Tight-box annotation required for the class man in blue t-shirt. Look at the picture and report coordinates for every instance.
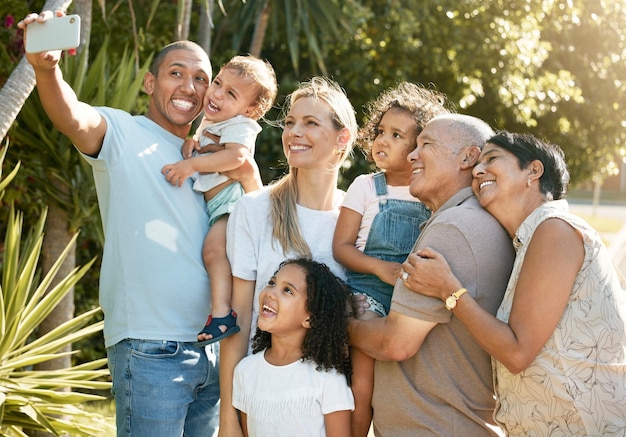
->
[19,10,260,437]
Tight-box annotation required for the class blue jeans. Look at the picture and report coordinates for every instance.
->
[107,339,220,437]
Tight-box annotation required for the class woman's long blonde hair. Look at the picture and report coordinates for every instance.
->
[269,77,357,256]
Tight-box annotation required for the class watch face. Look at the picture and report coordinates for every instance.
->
[446,296,457,310]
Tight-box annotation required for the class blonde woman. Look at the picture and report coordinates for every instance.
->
[218,77,358,437]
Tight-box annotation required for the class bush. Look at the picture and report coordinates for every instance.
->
[0,144,111,436]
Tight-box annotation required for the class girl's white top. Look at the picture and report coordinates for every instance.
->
[233,351,354,436]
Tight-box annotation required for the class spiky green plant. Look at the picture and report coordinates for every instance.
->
[0,145,112,436]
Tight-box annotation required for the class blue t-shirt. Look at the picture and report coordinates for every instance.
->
[82,107,210,347]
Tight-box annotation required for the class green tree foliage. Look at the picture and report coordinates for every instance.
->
[210,0,357,74]
[206,0,626,188]
[0,1,30,85]
[538,0,626,183]
[2,1,624,186]
[88,0,177,67]
[324,0,626,186]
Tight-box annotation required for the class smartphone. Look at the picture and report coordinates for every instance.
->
[25,14,81,53]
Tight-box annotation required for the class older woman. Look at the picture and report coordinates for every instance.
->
[402,131,626,436]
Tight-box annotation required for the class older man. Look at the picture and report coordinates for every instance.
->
[349,114,514,436]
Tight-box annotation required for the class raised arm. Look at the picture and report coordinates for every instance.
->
[333,206,402,285]
[403,218,582,373]
[19,11,106,157]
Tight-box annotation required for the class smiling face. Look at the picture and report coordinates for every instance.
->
[281,96,348,172]
[407,118,467,210]
[143,47,211,138]
[257,263,311,336]
[372,107,417,181]
[472,142,529,215]
[202,67,259,123]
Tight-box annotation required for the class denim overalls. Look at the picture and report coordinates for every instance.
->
[346,172,431,315]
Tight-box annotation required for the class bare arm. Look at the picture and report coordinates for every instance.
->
[162,142,248,187]
[222,153,262,193]
[19,11,106,157]
[324,410,352,437]
[218,277,255,437]
[348,310,435,361]
[332,207,402,285]
[180,133,262,192]
[404,218,582,373]
[240,412,248,437]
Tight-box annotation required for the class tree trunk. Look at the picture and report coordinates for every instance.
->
[29,180,77,437]
[36,183,76,373]
[0,0,72,141]
[198,0,214,55]
[0,59,36,141]
[74,0,92,60]
[176,0,193,41]
[249,0,271,58]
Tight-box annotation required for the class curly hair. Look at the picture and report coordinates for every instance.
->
[251,258,353,384]
[358,82,451,163]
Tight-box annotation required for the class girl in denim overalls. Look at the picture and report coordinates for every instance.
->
[333,82,450,437]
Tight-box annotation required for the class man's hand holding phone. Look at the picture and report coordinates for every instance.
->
[18,11,80,69]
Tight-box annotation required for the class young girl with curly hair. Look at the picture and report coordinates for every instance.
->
[332,82,450,436]
[232,258,354,436]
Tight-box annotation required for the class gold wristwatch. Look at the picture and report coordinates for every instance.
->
[445,288,468,311]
